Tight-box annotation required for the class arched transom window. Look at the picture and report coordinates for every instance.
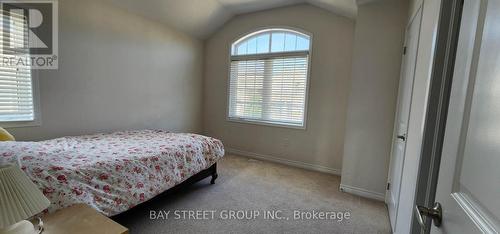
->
[228,28,311,128]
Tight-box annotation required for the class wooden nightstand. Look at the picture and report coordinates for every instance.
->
[37,204,128,234]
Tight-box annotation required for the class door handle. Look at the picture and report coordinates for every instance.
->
[397,134,406,141]
[415,202,442,229]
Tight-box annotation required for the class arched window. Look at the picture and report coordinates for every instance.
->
[228,28,311,128]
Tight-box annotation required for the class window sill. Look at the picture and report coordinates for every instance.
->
[1,120,41,129]
[227,117,306,130]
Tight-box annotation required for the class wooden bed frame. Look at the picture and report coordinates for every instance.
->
[111,163,218,218]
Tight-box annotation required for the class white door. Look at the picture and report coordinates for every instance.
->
[427,0,500,233]
[386,7,422,232]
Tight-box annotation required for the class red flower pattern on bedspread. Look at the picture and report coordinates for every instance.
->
[0,129,224,216]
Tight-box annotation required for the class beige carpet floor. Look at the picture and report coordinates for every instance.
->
[113,155,391,234]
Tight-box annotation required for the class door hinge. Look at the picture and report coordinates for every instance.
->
[403,46,407,55]
[387,183,391,190]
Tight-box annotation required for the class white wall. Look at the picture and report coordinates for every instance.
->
[340,0,409,199]
[8,0,204,140]
[203,4,355,173]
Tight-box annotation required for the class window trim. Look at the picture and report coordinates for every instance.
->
[226,26,313,130]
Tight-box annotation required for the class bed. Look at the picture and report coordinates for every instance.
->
[0,129,224,216]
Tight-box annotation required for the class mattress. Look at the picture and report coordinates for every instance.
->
[0,129,224,216]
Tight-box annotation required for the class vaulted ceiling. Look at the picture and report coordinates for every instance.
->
[104,0,358,39]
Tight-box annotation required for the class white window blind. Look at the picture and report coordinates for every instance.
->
[228,29,310,127]
[0,8,35,122]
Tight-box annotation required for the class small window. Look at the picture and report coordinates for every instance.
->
[0,8,37,125]
[228,28,311,128]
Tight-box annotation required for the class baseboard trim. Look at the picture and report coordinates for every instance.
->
[339,184,385,201]
[226,148,341,176]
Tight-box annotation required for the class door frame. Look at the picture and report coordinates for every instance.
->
[385,5,422,231]
[411,0,464,232]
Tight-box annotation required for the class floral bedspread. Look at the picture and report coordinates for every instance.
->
[0,129,224,216]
